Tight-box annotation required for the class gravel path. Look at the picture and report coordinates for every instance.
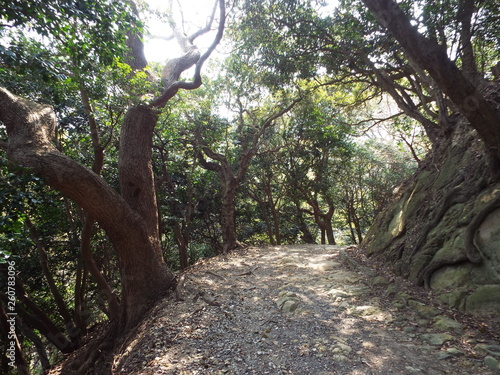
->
[112,245,500,374]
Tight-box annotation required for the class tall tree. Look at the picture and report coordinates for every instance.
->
[0,0,225,348]
[192,96,300,253]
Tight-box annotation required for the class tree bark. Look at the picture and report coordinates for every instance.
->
[0,281,74,353]
[0,88,175,331]
[173,221,189,269]
[18,318,51,371]
[266,186,282,245]
[306,200,336,245]
[362,0,500,167]
[221,179,239,254]
[458,0,481,85]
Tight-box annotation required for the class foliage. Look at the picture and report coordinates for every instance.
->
[2,0,484,371]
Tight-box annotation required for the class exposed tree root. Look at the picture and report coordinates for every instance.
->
[417,253,469,289]
[50,322,118,375]
[417,188,500,287]
[464,191,500,264]
[409,179,468,261]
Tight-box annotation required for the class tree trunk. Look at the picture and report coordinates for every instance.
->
[0,88,175,332]
[173,221,189,269]
[458,0,482,85]
[18,318,51,370]
[294,201,316,244]
[362,0,500,168]
[324,219,336,245]
[79,216,120,320]
[257,199,276,245]
[350,207,364,244]
[268,192,282,245]
[309,200,336,245]
[1,279,74,353]
[78,84,120,321]
[320,228,326,245]
[221,181,238,254]
[117,105,176,329]
[73,256,87,334]
[25,217,79,340]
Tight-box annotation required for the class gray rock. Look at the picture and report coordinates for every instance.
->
[335,343,352,354]
[445,347,464,356]
[435,351,454,360]
[465,285,500,316]
[276,291,300,313]
[392,301,406,309]
[484,356,500,371]
[432,315,463,333]
[353,305,383,317]
[422,333,454,346]
[408,300,441,319]
[435,348,464,360]
[474,343,500,356]
[404,366,421,373]
[281,300,298,313]
[332,354,350,362]
[385,284,397,297]
[370,276,390,286]
[327,288,349,299]
[309,261,340,271]
[437,290,467,309]
[430,264,472,290]
[403,326,417,333]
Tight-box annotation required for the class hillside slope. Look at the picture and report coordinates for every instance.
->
[362,82,500,318]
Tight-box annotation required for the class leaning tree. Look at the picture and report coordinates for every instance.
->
[0,0,225,339]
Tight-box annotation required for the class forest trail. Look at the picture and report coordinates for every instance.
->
[110,245,500,374]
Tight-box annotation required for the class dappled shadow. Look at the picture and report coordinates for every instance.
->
[110,245,497,374]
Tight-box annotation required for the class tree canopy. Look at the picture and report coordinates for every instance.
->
[1,0,499,373]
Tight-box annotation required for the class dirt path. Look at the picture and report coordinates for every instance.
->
[113,245,500,374]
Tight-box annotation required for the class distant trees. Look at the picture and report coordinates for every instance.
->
[233,0,500,153]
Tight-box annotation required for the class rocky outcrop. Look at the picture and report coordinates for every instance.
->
[362,83,500,317]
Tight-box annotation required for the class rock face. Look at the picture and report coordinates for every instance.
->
[362,83,500,317]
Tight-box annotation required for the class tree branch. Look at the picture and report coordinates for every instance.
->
[0,87,152,255]
[149,0,225,108]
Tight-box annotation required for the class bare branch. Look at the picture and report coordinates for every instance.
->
[150,0,226,108]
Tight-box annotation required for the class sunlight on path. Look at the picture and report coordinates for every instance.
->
[112,245,499,375]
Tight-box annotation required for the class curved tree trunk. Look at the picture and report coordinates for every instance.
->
[0,89,175,331]
[117,105,176,329]
[363,0,500,168]
[79,84,120,322]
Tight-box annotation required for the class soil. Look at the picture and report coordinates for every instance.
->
[51,244,500,374]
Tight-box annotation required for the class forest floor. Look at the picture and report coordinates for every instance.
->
[65,245,500,374]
